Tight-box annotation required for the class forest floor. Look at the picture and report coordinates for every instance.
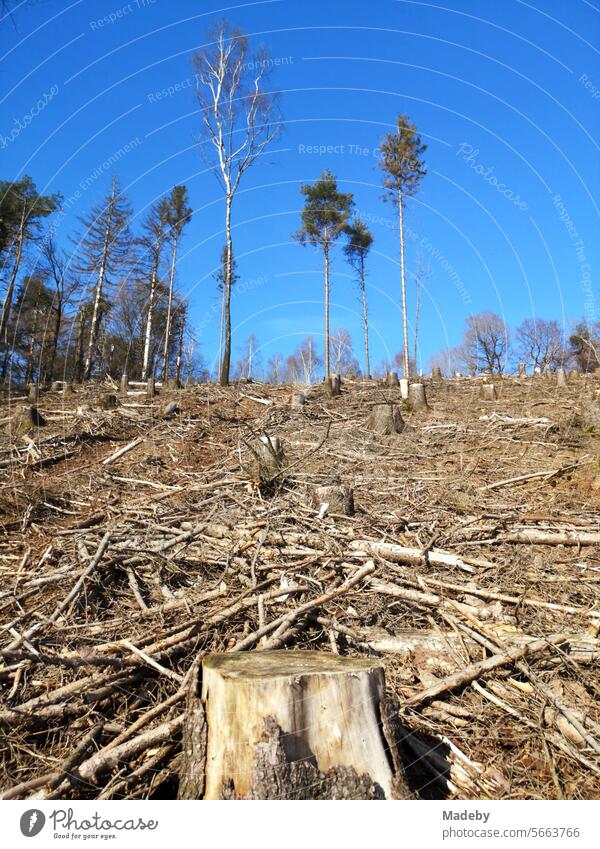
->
[0,373,599,800]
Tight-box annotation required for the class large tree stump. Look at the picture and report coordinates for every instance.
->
[253,434,285,483]
[386,371,399,387]
[408,383,428,410]
[100,394,117,410]
[325,373,341,397]
[11,405,46,436]
[480,384,497,401]
[368,403,405,435]
[188,651,410,800]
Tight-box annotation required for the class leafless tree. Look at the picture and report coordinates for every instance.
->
[461,311,510,374]
[330,327,360,376]
[193,20,281,385]
[515,318,566,372]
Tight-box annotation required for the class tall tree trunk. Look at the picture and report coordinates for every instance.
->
[162,235,178,381]
[360,256,370,378]
[219,196,233,386]
[175,314,184,385]
[0,207,26,382]
[25,302,41,384]
[217,286,225,382]
[398,191,409,379]
[73,308,86,383]
[142,266,158,381]
[83,198,113,382]
[324,237,330,379]
[47,302,62,383]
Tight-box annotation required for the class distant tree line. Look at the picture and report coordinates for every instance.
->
[0,174,205,386]
[428,312,600,376]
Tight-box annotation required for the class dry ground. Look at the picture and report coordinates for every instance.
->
[0,373,599,800]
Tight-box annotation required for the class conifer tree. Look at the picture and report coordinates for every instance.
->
[344,217,374,378]
[294,170,353,378]
[378,115,427,378]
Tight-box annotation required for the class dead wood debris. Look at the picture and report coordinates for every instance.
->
[0,375,599,800]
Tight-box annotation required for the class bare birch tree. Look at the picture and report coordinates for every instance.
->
[193,19,281,385]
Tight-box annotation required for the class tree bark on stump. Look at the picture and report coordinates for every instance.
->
[100,394,117,410]
[386,371,399,387]
[480,384,497,401]
[325,374,341,397]
[312,483,355,516]
[408,383,428,410]
[180,651,410,800]
[254,434,285,483]
[290,391,306,411]
[368,403,405,435]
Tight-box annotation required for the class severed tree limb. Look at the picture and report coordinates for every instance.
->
[402,634,569,709]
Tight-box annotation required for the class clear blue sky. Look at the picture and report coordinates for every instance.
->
[2,0,599,375]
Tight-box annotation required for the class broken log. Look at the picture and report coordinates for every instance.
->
[194,651,410,799]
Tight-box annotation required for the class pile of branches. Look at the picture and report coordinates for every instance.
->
[0,374,599,800]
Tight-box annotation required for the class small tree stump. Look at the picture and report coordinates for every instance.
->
[100,394,117,410]
[399,377,409,399]
[290,391,306,411]
[386,371,399,387]
[480,384,497,401]
[254,434,285,483]
[431,367,442,380]
[569,369,580,381]
[312,483,355,516]
[11,405,46,436]
[63,383,74,396]
[189,651,410,800]
[27,383,39,403]
[163,401,180,418]
[544,365,552,378]
[556,368,567,387]
[368,403,405,435]
[51,381,62,392]
[534,366,542,377]
[164,378,180,391]
[120,373,129,394]
[518,362,526,377]
[408,383,428,410]
[325,373,341,397]
[146,376,155,399]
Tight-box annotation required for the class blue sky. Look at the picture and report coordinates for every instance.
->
[1,0,599,375]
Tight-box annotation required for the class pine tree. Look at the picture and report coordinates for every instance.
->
[74,176,133,381]
[0,176,59,380]
[378,115,427,378]
[162,185,192,381]
[344,217,374,378]
[294,170,354,378]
